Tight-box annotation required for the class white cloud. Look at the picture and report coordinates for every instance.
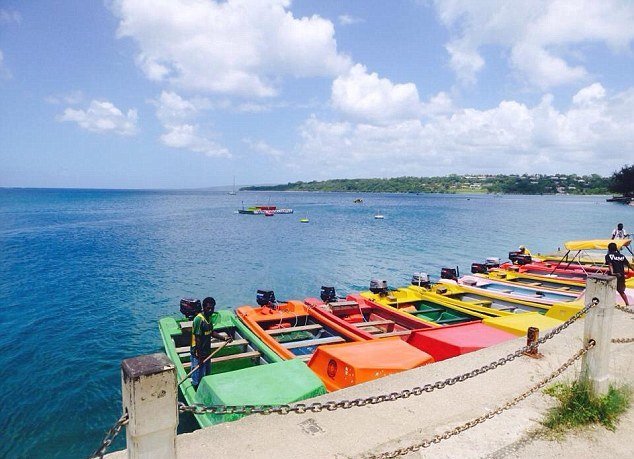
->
[338,14,363,26]
[45,90,85,105]
[57,100,138,136]
[112,0,352,97]
[243,138,283,158]
[435,0,634,88]
[331,64,422,124]
[160,124,230,157]
[152,91,230,157]
[154,91,198,124]
[295,83,634,176]
[0,9,21,24]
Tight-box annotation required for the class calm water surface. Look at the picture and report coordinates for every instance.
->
[0,189,630,458]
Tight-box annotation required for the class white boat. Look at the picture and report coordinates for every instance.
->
[228,176,237,195]
[374,212,384,219]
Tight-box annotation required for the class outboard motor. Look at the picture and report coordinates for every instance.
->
[180,298,201,319]
[256,289,277,307]
[485,257,501,268]
[509,251,532,265]
[471,262,488,274]
[320,286,337,303]
[440,267,459,280]
[411,272,430,288]
[369,279,388,295]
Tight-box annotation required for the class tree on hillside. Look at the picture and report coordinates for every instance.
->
[609,164,634,196]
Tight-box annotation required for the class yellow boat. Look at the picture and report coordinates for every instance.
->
[535,239,633,266]
[358,279,574,336]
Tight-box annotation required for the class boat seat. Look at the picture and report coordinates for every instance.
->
[435,316,468,324]
[180,321,193,329]
[328,300,360,309]
[376,330,412,338]
[282,336,345,349]
[527,282,542,286]
[266,324,322,335]
[182,350,261,367]
[502,289,513,293]
[468,300,492,307]
[417,307,444,314]
[174,338,248,355]
[355,319,394,328]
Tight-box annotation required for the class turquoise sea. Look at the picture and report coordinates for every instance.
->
[0,189,630,458]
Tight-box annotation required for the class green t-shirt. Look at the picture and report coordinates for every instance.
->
[191,312,219,356]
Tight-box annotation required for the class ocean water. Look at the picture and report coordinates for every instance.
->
[0,189,630,458]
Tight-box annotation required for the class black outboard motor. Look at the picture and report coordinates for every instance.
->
[369,279,388,295]
[411,272,430,288]
[509,251,532,265]
[471,263,488,274]
[256,289,277,307]
[440,267,459,280]
[485,257,501,268]
[180,298,201,319]
[320,286,337,303]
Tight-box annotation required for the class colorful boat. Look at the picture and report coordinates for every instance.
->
[477,269,586,294]
[358,286,487,324]
[304,294,440,341]
[238,204,293,214]
[503,239,633,280]
[443,274,580,306]
[159,310,326,427]
[236,300,433,391]
[306,292,516,362]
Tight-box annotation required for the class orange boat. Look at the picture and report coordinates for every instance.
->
[236,299,433,391]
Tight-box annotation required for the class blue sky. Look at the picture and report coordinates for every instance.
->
[1,0,633,189]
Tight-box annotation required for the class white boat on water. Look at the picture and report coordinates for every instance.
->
[374,212,384,219]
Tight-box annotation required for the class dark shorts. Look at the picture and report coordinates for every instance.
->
[616,275,626,293]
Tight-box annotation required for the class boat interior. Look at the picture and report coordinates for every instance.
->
[317,298,424,339]
[174,319,271,373]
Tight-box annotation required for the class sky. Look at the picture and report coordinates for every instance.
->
[1,0,633,189]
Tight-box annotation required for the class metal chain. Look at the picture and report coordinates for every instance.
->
[612,337,634,344]
[88,413,129,459]
[369,340,596,459]
[615,304,634,314]
[179,298,599,417]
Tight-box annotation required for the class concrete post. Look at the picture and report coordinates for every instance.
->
[580,274,616,396]
[121,353,178,459]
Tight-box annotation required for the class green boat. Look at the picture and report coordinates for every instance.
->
[159,310,327,428]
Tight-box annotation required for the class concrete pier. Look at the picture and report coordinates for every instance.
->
[107,308,634,459]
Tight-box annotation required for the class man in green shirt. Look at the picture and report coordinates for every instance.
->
[190,297,231,389]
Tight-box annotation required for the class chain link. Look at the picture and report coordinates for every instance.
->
[88,412,129,459]
[179,298,598,417]
[615,304,634,314]
[369,340,596,459]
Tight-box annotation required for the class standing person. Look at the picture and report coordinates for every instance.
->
[611,223,629,240]
[190,297,231,389]
[605,242,631,306]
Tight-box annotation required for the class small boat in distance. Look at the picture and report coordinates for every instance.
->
[227,176,237,195]
[238,203,293,215]
[374,211,384,219]
[300,217,309,223]
[353,198,363,203]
